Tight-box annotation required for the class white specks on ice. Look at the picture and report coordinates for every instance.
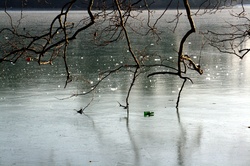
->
[110,87,118,91]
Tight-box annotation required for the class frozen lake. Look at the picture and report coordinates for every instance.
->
[1,9,250,166]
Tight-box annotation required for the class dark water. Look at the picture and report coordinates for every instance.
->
[0,10,250,166]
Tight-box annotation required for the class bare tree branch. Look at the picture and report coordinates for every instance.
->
[2,0,247,118]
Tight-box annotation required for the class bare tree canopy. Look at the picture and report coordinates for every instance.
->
[0,0,244,9]
[0,0,249,117]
